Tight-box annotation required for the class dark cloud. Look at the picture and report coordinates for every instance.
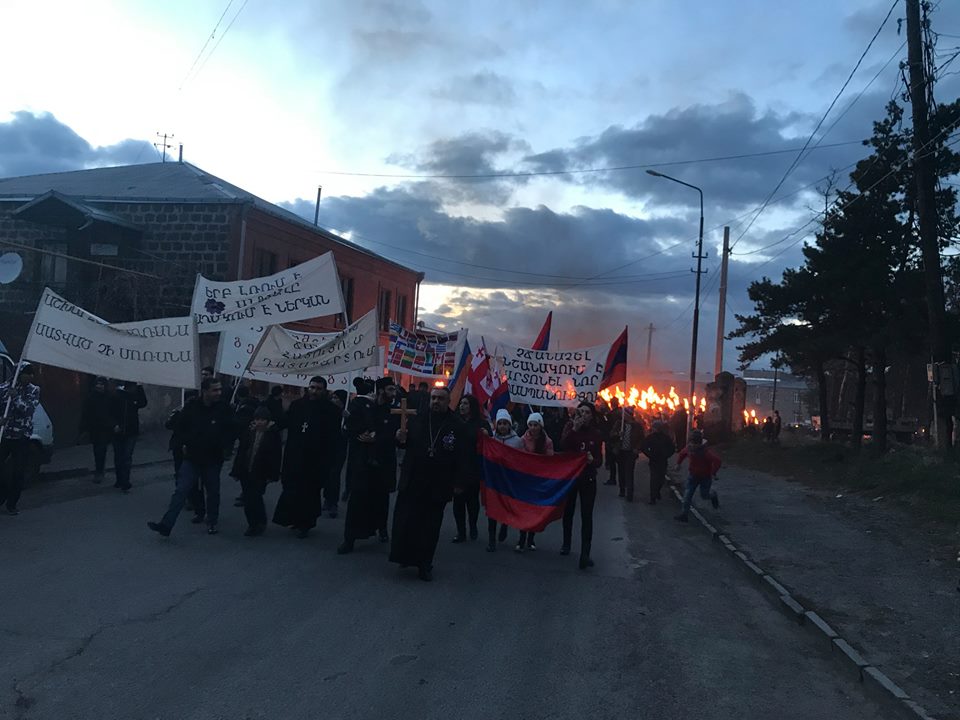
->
[386,131,531,204]
[0,111,156,178]
[521,92,882,211]
[431,71,517,106]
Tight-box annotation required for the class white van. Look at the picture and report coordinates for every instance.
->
[0,353,55,480]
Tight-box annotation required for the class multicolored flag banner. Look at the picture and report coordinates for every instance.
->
[479,434,586,533]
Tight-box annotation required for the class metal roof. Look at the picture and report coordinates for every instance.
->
[0,162,423,278]
[13,191,142,231]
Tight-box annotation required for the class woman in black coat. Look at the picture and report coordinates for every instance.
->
[452,394,490,543]
[79,376,114,483]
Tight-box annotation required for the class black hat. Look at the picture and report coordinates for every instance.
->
[375,376,396,392]
[253,406,271,420]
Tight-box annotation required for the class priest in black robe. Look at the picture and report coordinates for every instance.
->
[389,385,462,581]
[273,376,341,538]
[337,376,399,553]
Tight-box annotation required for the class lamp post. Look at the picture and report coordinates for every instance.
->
[646,169,705,437]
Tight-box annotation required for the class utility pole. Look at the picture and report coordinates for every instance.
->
[771,356,779,412]
[314,186,323,226]
[645,323,655,369]
[154,132,175,163]
[906,0,952,448]
[714,226,731,378]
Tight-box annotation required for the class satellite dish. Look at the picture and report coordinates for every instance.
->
[0,253,23,284]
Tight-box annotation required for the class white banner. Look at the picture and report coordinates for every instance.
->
[191,252,344,333]
[23,288,199,389]
[494,342,611,408]
[216,325,384,389]
[248,309,380,376]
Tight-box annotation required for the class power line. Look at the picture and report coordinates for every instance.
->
[729,0,899,251]
[178,0,235,91]
[317,139,867,180]
[185,0,250,87]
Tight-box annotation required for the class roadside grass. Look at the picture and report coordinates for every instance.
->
[720,433,960,525]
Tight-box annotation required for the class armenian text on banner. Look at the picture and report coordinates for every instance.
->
[247,309,379,376]
[22,287,199,389]
[190,252,344,333]
[387,323,466,378]
[494,342,612,408]
[217,326,384,389]
[479,434,586,533]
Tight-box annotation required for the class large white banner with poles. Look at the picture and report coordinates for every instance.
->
[494,342,611,408]
[216,324,385,389]
[246,309,380,376]
[190,252,345,333]
[22,287,199,389]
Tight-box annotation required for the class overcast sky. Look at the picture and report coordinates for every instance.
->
[2,0,959,382]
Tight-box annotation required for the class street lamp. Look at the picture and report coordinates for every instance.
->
[646,169,706,437]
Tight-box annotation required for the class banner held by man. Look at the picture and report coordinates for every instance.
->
[190,252,344,333]
[246,308,380,377]
[22,287,199,389]
[387,322,467,378]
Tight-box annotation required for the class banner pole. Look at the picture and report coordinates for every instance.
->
[0,360,25,445]
[230,327,269,405]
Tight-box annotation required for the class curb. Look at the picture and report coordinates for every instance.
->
[668,483,939,720]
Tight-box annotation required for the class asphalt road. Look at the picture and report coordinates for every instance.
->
[0,462,883,720]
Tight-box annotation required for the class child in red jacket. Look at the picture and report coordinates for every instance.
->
[674,430,721,522]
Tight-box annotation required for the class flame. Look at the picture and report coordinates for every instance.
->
[742,408,761,426]
[434,379,446,387]
[599,385,706,415]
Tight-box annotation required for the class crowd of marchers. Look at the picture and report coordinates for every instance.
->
[0,367,723,583]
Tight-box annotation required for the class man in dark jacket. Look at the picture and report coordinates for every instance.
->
[79,376,113,483]
[110,380,147,493]
[230,406,281,536]
[148,378,235,536]
[641,420,676,504]
[617,407,645,502]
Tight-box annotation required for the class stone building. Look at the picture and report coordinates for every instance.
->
[0,161,423,444]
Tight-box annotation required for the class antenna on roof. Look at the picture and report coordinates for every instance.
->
[178,143,184,163]
[314,185,322,226]
[154,132,175,163]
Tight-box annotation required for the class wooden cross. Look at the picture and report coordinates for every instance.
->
[390,398,418,433]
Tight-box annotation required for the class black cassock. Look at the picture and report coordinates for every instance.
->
[273,395,341,530]
[389,410,462,570]
[343,396,398,541]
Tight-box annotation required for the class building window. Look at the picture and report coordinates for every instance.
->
[336,277,355,328]
[397,293,408,328]
[794,391,801,403]
[379,289,392,331]
[41,243,68,286]
[253,248,277,277]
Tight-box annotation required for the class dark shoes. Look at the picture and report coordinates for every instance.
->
[711,493,720,509]
[469,526,478,541]
[378,530,389,543]
[486,542,496,552]
[418,566,433,582]
[560,545,571,556]
[618,491,625,498]
[92,473,104,484]
[207,524,219,535]
[147,521,170,537]
[7,507,19,516]
[337,541,354,554]
[578,555,594,570]
[497,525,508,542]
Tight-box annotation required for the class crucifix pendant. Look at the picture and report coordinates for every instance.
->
[301,422,309,433]
[428,449,435,458]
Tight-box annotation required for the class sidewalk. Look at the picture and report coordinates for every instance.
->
[41,429,172,481]
[686,461,959,718]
